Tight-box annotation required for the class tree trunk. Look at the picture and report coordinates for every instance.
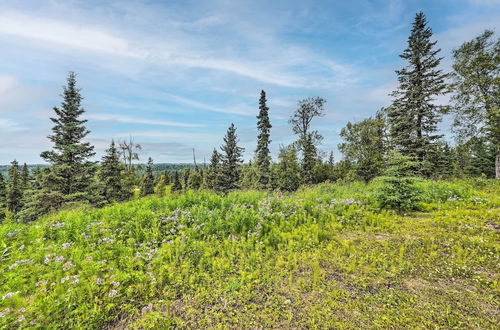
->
[496,153,500,179]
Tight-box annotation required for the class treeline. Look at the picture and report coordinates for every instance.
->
[0,12,498,222]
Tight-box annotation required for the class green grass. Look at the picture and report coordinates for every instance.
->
[1,180,499,329]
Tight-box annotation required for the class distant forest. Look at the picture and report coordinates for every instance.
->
[0,164,197,178]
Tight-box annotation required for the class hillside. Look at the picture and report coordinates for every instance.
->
[1,179,499,329]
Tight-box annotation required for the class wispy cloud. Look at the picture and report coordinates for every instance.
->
[87,113,204,128]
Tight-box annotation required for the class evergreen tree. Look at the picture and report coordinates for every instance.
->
[377,151,421,213]
[0,173,6,221]
[171,171,182,193]
[98,140,130,203]
[21,163,30,190]
[255,90,272,189]
[387,12,448,176]
[204,149,222,190]
[39,72,96,205]
[451,30,499,179]
[188,171,202,190]
[274,145,301,192]
[6,160,23,214]
[182,168,191,191]
[220,124,244,193]
[140,157,155,197]
[289,97,326,184]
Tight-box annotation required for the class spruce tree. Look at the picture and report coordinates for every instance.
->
[140,157,155,197]
[255,90,272,189]
[99,140,130,203]
[0,173,6,221]
[171,171,182,193]
[220,124,244,193]
[388,12,448,176]
[275,145,301,192]
[21,163,30,190]
[6,160,23,214]
[40,72,96,203]
[204,149,222,190]
[182,168,191,191]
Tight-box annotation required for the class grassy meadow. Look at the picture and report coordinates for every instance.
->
[1,179,499,329]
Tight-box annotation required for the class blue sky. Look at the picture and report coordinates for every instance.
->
[0,0,499,164]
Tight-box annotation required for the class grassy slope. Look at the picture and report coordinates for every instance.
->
[0,180,499,329]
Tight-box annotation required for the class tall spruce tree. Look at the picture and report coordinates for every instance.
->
[140,157,155,197]
[387,12,448,176]
[0,173,6,220]
[255,90,272,189]
[40,72,96,204]
[99,140,130,203]
[6,160,23,214]
[220,123,244,193]
[204,149,222,190]
[289,97,326,184]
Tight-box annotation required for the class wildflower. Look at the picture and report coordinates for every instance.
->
[17,315,25,322]
[141,305,153,313]
[62,243,72,249]
[342,198,355,205]
[63,261,74,270]
[18,308,26,314]
[55,256,65,262]
[108,290,118,297]
[110,281,120,287]
[98,259,107,264]
[0,312,4,318]
[51,222,65,228]
[85,256,93,261]
[19,245,25,250]
[6,232,15,237]
[3,291,19,300]
[96,278,103,285]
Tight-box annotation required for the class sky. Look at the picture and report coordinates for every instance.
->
[0,0,499,164]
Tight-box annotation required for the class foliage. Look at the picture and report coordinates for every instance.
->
[140,158,155,197]
[6,160,23,214]
[451,30,500,178]
[376,151,422,213]
[219,124,244,194]
[387,12,449,176]
[0,180,498,328]
[339,114,386,182]
[171,171,182,193]
[289,97,326,184]
[204,149,222,191]
[98,141,131,203]
[39,72,96,203]
[273,145,301,191]
[255,90,272,189]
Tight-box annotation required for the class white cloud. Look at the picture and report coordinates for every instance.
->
[87,113,204,128]
[0,9,354,89]
[0,11,146,58]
